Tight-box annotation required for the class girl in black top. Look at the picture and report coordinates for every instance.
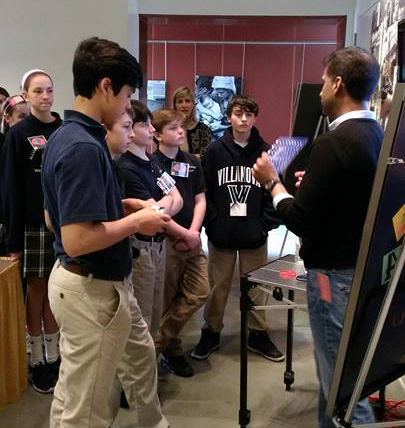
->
[0,95,30,255]
[0,69,61,393]
[173,86,211,159]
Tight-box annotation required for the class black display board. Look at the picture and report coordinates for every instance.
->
[284,83,325,194]
[398,20,405,83]
[326,83,405,418]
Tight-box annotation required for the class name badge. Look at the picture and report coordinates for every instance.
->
[157,171,176,195]
[171,161,189,178]
[27,135,47,150]
[230,202,247,217]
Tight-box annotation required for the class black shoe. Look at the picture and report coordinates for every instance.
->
[247,330,285,362]
[30,362,56,393]
[162,355,194,378]
[190,329,220,360]
[46,358,61,380]
[120,390,129,409]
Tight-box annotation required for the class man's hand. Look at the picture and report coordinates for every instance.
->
[10,252,23,262]
[252,152,279,184]
[132,207,170,236]
[122,198,152,216]
[294,171,305,188]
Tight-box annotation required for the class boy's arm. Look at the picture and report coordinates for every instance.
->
[61,208,170,258]
[189,192,206,231]
[160,185,183,216]
[166,192,206,251]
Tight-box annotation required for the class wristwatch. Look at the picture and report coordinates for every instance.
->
[264,178,280,192]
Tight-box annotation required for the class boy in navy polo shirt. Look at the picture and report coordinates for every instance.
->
[152,108,209,378]
[42,37,170,428]
[119,100,183,340]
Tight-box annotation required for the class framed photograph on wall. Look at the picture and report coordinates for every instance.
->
[147,80,166,112]
[195,75,242,139]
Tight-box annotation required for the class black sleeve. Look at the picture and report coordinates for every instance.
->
[261,189,283,231]
[276,134,341,237]
[121,165,155,200]
[202,146,217,224]
[191,156,206,196]
[0,129,26,252]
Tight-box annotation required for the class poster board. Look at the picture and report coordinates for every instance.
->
[326,82,405,418]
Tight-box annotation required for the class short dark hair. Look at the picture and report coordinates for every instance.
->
[73,37,143,98]
[323,47,380,102]
[226,95,259,117]
[130,100,152,124]
[0,87,10,98]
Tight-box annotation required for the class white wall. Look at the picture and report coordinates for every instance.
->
[1,0,131,115]
[137,0,357,46]
[354,0,379,48]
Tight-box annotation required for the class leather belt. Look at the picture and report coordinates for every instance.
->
[61,260,126,282]
[135,233,166,243]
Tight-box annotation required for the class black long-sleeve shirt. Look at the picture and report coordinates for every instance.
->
[277,118,383,269]
[0,112,61,252]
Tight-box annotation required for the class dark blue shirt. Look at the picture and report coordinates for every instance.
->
[42,110,132,279]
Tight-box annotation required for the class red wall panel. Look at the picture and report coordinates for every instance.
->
[222,44,245,77]
[244,44,295,143]
[195,44,223,76]
[302,44,337,83]
[148,43,166,80]
[166,44,195,104]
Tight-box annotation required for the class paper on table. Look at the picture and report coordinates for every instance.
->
[267,136,308,174]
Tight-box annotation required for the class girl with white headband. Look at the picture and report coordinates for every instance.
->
[0,95,29,256]
[0,69,61,394]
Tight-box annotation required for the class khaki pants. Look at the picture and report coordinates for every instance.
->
[48,260,167,428]
[132,237,166,339]
[155,241,209,356]
[204,241,269,332]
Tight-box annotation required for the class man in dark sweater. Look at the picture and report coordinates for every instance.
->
[253,47,383,427]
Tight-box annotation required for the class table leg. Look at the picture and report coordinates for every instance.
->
[239,276,251,428]
[284,289,295,391]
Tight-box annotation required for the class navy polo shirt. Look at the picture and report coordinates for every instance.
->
[42,110,132,279]
[154,149,206,229]
[118,151,164,201]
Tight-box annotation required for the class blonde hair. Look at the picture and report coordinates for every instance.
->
[172,86,197,130]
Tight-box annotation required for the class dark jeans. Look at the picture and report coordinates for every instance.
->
[307,268,375,427]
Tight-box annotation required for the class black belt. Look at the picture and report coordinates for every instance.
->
[135,233,166,243]
[61,260,126,282]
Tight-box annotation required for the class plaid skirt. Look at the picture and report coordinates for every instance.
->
[23,224,55,278]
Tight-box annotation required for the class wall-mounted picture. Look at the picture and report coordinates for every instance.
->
[147,80,166,112]
[370,0,405,125]
[195,75,242,139]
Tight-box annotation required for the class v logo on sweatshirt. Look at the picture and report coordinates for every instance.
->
[227,184,251,204]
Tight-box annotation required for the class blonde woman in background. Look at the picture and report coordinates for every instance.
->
[173,86,211,159]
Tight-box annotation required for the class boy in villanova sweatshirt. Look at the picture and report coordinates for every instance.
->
[191,95,284,363]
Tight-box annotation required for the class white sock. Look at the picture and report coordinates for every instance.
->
[44,332,60,363]
[29,335,44,367]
